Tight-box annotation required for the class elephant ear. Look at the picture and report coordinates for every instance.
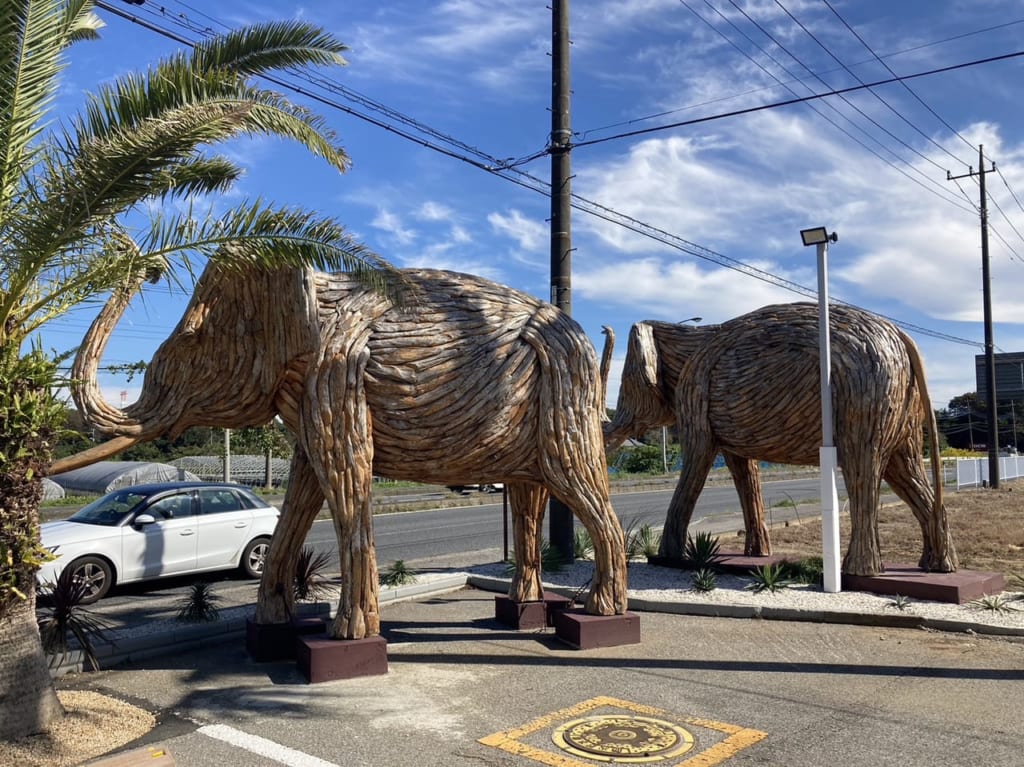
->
[604,322,675,448]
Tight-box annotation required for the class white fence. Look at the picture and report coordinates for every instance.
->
[954,455,1024,489]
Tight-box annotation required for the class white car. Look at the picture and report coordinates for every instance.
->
[38,481,280,603]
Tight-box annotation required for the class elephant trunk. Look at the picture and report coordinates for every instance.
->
[599,326,614,423]
[48,278,152,475]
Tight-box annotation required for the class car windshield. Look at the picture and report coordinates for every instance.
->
[68,488,151,526]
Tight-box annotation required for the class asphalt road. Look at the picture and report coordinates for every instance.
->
[88,476,840,608]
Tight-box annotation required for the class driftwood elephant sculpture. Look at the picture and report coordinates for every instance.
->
[55,265,628,639]
[603,302,957,577]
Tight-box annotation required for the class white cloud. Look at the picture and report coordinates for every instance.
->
[370,209,416,246]
[488,209,547,252]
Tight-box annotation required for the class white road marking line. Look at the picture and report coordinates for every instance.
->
[198,724,341,767]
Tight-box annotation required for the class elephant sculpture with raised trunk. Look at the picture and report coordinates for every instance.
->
[53,263,629,639]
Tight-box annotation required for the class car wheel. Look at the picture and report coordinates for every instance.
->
[66,556,113,604]
[241,537,271,579]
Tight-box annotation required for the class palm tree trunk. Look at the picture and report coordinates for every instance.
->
[0,593,63,740]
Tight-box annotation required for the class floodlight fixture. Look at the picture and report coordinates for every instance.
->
[800,227,838,247]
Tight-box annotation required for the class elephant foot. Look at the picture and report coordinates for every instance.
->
[584,576,627,616]
[509,571,544,603]
[743,535,772,558]
[328,603,380,640]
[919,551,958,573]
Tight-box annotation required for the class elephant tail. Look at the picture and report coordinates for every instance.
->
[600,326,615,423]
[900,330,943,512]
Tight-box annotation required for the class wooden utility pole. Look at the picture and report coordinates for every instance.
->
[548,0,575,561]
[948,145,999,488]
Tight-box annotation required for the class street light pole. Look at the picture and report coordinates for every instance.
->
[801,227,841,593]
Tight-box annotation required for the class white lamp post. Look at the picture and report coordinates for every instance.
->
[800,226,841,593]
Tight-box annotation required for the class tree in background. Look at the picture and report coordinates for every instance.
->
[1,0,386,740]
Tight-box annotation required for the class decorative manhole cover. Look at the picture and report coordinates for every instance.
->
[552,714,695,763]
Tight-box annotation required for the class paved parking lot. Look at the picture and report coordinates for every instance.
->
[65,587,1024,767]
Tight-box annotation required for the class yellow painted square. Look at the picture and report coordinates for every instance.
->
[478,696,766,766]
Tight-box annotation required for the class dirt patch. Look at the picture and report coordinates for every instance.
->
[769,484,1024,587]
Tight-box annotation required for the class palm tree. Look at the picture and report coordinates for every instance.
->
[1,0,387,739]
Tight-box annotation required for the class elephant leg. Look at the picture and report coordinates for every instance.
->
[507,482,548,602]
[660,429,716,561]
[256,448,325,624]
[723,452,771,556]
[839,440,884,577]
[884,449,958,572]
[301,332,380,640]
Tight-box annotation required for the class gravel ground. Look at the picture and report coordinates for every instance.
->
[466,561,1024,632]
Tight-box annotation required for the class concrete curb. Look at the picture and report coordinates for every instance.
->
[466,574,1024,639]
[49,573,1024,675]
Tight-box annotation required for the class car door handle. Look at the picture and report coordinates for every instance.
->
[180,529,196,536]
[234,522,248,528]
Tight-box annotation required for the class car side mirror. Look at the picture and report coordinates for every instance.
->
[133,513,157,528]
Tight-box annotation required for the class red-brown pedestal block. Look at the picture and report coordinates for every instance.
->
[842,565,1006,604]
[297,635,388,684]
[494,592,574,630]
[246,617,326,662]
[553,609,641,650]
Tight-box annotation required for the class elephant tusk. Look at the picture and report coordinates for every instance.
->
[46,435,141,476]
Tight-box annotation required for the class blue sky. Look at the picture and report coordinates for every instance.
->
[44,0,1024,413]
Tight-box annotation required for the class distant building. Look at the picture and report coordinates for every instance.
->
[975,352,1024,405]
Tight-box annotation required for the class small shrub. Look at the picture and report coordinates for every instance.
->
[691,568,717,592]
[294,545,333,602]
[746,563,793,593]
[37,568,112,669]
[968,594,1019,613]
[381,560,419,587]
[683,531,722,569]
[504,539,566,574]
[625,520,662,560]
[788,557,823,586]
[887,594,912,611]
[573,527,594,560]
[176,582,222,623]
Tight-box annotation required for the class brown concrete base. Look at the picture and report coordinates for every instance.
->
[553,609,641,650]
[246,617,327,662]
[494,592,574,630]
[842,565,1006,604]
[297,635,388,684]
[647,552,792,573]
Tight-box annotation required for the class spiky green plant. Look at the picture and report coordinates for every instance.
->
[36,567,112,670]
[504,539,566,575]
[683,531,722,569]
[625,522,662,560]
[176,582,222,623]
[887,594,912,611]
[788,556,824,586]
[573,527,594,561]
[380,560,418,587]
[968,594,1019,613]
[745,563,794,594]
[294,545,333,602]
[691,568,718,593]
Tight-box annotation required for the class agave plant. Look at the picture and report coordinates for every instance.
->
[691,568,718,593]
[573,527,595,561]
[37,567,113,669]
[683,531,722,570]
[623,518,662,560]
[380,560,419,587]
[745,563,794,594]
[503,539,566,575]
[176,582,222,623]
[294,545,334,602]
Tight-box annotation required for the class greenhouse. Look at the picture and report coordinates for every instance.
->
[169,455,290,487]
[48,461,199,495]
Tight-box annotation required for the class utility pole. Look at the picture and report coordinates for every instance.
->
[548,0,575,562]
[948,145,999,488]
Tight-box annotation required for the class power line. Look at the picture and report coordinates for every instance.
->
[673,0,973,213]
[90,0,982,350]
[571,49,1024,150]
